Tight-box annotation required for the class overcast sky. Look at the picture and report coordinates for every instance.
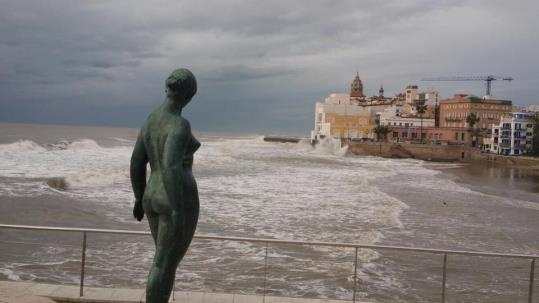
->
[1,0,538,134]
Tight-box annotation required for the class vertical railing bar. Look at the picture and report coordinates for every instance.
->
[529,258,535,303]
[441,253,447,303]
[353,247,359,303]
[263,241,269,303]
[79,231,87,297]
[172,270,176,301]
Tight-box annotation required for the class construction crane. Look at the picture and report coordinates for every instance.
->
[421,75,513,97]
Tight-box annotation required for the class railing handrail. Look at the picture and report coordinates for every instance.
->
[1,223,538,259]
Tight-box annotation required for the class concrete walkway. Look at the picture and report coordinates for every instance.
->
[0,281,366,303]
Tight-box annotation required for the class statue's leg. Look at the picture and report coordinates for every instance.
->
[146,212,159,246]
[145,214,179,303]
[143,195,159,246]
[173,205,199,262]
[145,206,199,303]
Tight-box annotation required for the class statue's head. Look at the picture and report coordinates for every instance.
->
[165,68,197,107]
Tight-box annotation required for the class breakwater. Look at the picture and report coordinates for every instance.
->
[263,136,302,143]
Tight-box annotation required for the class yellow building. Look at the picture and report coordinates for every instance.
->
[323,112,373,139]
[311,74,395,141]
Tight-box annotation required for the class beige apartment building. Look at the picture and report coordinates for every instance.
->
[439,94,513,129]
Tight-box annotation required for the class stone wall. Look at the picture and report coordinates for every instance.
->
[346,142,472,162]
[347,141,539,166]
[471,151,539,168]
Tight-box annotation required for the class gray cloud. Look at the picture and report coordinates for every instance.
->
[0,0,538,133]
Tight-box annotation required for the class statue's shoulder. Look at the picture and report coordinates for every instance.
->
[167,116,191,141]
[176,116,191,130]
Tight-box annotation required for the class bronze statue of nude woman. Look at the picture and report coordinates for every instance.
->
[130,68,201,303]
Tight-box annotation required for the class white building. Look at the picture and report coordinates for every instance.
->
[324,93,352,105]
[404,85,438,106]
[490,112,535,155]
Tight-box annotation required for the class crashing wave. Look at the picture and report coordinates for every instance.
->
[0,140,46,153]
[44,140,72,150]
[66,139,102,150]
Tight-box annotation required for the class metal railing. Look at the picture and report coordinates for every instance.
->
[0,223,537,303]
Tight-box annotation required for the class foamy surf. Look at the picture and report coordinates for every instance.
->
[2,132,536,302]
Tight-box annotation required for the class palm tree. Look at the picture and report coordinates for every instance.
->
[466,112,480,147]
[374,125,390,142]
[415,98,428,143]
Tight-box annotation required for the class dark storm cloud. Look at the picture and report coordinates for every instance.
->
[1,0,538,132]
[199,65,300,82]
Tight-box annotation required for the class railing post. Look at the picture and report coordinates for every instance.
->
[441,253,447,303]
[172,275,175,301]
[353,247,359,303]
[263,241,269,303]
[529,258,535,303]
[79,231,87,297]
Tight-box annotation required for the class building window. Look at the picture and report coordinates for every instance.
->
[455,132,459,140]
[461,133,465,141]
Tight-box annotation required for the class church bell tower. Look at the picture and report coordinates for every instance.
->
[350,72,365,98]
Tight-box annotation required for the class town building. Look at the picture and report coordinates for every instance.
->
[526,105,539,113]
[439,94,513,129]
[489,112,535,155]
[312,96,373,139]
[404,85,439,106]
[311,74,397,140]
[387,126,470,144]
[311,73,440,142]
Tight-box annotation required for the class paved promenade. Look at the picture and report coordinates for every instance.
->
[0,281,365,303]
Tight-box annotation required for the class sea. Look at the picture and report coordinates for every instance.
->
[0,122,538,303]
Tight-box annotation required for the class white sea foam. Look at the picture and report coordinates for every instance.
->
[0,268,21,281]
[66,139,102,150]
[113,137,136,143]
[307,137,348,156]
[0,140,46,153]
[0,139,133,215]
[3,134,536,300]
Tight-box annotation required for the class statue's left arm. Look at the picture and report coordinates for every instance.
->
[130,130,148,221]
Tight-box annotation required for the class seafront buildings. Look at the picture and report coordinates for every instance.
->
[311,73,538,156]
[311,74,437,141]
[489,112,535,155]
